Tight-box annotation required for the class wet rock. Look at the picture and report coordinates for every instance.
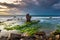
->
[22,32,31,36]
[20,36,36,40]
[53,31,60,40]
[34,31,47,40]
[0,22,2,23]
[26,14,31,22]
[0,36,8,40]
[47,36,54,40]
[7,19,13,21]
[9,33,21,40]
[53,34,60,40]
[0,30,1,32]
[48,38,52,40]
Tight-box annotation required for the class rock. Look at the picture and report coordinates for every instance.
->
[21,36,36,40]
[0,36,8,40]
[22,32,31,36]
[52,31,60,40]
[55,35,60,40]
[47,35,55,40]
[0,30,9,38]
[34,31,47,40]
[48,37,53,40]
[9,33,21,40]
[0,30,1,32]
[26,14,31,22]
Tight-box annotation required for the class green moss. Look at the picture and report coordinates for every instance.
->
[4,20,41,36]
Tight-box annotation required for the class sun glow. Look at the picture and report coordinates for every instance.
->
[0,0,24,15]
[0,0,16,4]
[0,5,7,8]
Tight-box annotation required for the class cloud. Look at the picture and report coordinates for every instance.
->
[52,3,60,9]
[0,0,59,9]
[0,0,60,15]
[0,2,22,8]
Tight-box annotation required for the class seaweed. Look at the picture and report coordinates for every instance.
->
[4,20,41,36]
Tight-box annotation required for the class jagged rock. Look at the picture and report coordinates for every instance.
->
[26,14,31,22]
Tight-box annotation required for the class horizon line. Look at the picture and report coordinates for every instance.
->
[0,15,60,17]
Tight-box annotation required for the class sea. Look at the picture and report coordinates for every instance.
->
[0,15,60,36]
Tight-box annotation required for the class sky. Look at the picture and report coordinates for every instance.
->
[0,0,60,15]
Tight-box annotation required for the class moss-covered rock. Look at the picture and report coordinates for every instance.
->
[4,20,41,36]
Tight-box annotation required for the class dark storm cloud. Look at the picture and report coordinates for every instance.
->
[22,0,59,8]
[0,2,23,8]
[0,0,60,15]
[0,0,59,9]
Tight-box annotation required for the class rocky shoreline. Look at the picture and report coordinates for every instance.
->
[0,14,60,40]
[0,31,59,40]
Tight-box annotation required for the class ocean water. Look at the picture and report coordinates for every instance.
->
[0,16,60,28]
[0,16,60,35]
